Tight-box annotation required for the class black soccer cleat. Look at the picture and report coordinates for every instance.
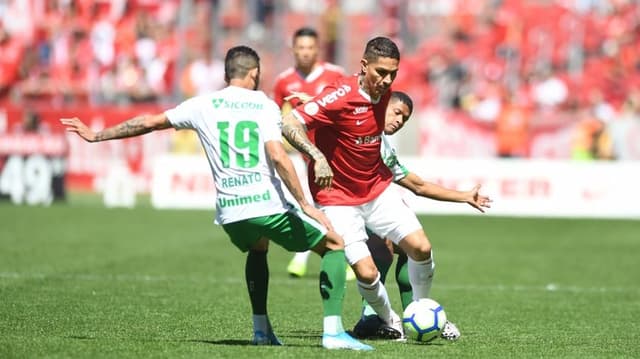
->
[352,315,403,340]
[353,315,383,339]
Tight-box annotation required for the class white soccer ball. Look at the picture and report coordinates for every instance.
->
[402,298,447,342]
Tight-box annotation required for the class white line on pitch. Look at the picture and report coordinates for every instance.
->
[0,271,637,294]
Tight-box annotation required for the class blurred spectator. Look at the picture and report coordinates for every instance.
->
[16,110,50,134]
[1,0,640,161]
[571,108,614,160]
[0,20,26,99]
[529,69,569,109]
[180,39,225,98]
[495,91,531,158]
[462,77,504,122]
[422,42,468,109]
[609,90,640,160]
[320,0,341,64]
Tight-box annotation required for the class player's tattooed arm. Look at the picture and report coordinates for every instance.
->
[281,112,333,189]
[60,113,172,142]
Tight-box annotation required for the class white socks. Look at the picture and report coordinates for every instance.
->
[323,315,345,335]
[357,272,393,323]
[408,254,435,301]
[293,250,311,263]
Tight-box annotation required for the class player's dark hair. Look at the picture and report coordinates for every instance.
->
[293,27,318,43]
[224,45,260,83]
[391,91,413,117]
[363,37,400,63]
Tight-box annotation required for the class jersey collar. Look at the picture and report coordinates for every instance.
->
[356,75,381,104]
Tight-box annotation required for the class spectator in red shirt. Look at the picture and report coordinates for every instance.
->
[0,22,26,98]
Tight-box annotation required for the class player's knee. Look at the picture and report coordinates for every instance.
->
[250,237,270,251]
[322,231,344,251]
[408,240,432,261]
[352,260,379,283]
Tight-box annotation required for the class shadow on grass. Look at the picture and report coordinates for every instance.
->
[187,339,313,348]
[282,331,320,340]
[66,336,97,340]
[64,334,319,348]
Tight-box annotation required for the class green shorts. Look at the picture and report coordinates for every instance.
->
[222,208,327,252]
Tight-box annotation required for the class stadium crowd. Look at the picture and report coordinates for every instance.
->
[1,0,639,160]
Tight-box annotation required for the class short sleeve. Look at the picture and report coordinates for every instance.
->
[165,97,199,130]
[259,100,284,143]
[381,135,410,181]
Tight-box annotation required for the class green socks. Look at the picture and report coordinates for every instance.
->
[319,249,347,316]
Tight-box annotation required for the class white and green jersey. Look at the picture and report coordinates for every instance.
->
[381,134,409,182]
[165,86,289,224]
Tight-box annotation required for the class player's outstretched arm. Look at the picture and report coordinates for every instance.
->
[60,113,172,142]
[396,173,492,213]
[281,112,333,189]
[265,140,334,231]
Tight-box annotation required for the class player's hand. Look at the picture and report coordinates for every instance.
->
[60,117,97,142]
[466,184,492,213]
[313,158,333,189]
[300,203,334,232]
[284,91,313,104]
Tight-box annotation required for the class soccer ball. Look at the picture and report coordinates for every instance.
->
[402,298,447,342]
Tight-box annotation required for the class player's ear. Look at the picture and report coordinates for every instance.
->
[248,67,260,87]
[360,59,368,74]
[249,67,259,80]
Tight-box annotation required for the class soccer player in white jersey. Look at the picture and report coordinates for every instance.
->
[60,45,373,351]
[352,91,492,340]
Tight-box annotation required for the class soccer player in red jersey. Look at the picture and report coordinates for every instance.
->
[273,27,346,111]
[281,36,433,339]
[272,27,349,279]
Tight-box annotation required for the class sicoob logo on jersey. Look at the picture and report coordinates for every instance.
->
[304,84,351,116]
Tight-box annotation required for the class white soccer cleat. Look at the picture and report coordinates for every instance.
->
[390,311,406,340]
[440,320,461,341]
[322,332,374,351]
[382,311,405,340]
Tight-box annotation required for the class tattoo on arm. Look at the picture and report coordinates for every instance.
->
[281,122,324,161]
[95,116,153,141]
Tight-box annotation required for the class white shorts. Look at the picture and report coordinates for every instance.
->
[320,184,422,265]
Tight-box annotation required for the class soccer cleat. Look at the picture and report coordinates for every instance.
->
[440,320,461,341]
[352,315,383,339]
[322,332,374,351]
[346,266,357,281]
[252,330,283,345]
[352,314,404,340]
[386,311,406,340]
[287,258,307,278]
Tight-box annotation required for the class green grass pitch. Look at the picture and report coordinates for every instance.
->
[1,196,639,358]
